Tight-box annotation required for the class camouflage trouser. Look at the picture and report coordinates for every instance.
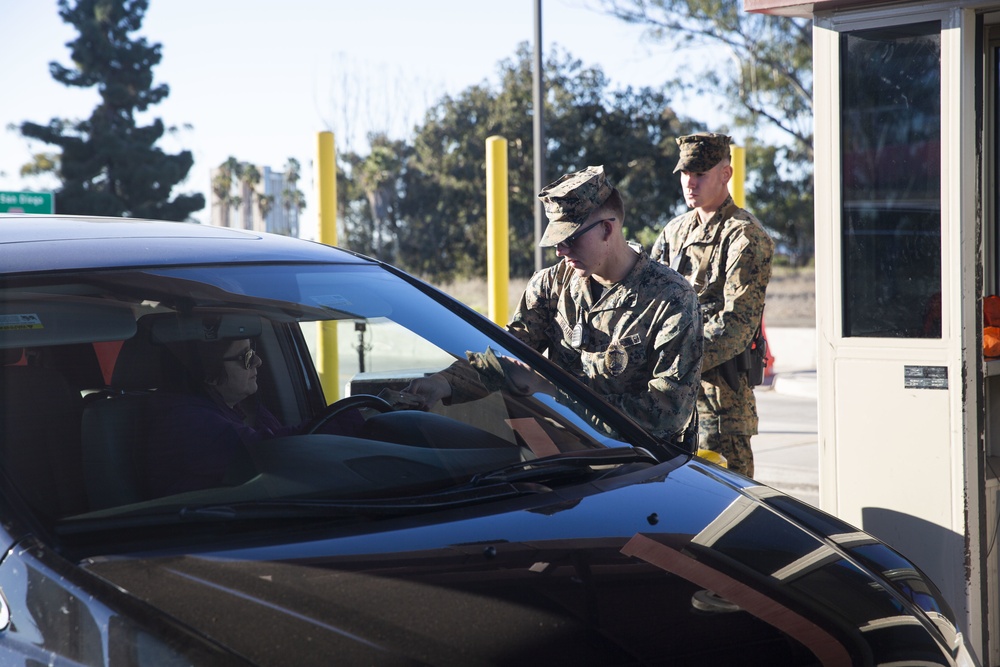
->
[699,432,753,477]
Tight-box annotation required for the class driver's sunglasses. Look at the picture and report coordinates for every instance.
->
[223,344,258,370]
[557,218,612,249]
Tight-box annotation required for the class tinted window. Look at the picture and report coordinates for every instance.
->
[841,22,941,338]
[0,263,654,536]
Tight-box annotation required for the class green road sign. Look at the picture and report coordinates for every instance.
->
[0,191,55,214]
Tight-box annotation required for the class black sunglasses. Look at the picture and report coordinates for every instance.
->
[557,218,612,248]
[223,345,257,370]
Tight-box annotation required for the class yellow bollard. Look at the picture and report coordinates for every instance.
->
[728,144,746,209]
[486,136,509,326]
[316,131,339,402]
[696,449,728,467]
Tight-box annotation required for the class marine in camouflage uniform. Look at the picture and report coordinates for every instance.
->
[412,165,702,444]
[651,133,774,476]
[507,245,702,440]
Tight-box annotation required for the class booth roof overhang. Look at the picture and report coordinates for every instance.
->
[745,0,913,17]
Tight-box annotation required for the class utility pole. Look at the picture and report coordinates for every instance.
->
[533,0,545,272]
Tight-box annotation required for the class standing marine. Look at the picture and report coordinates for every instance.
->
[651,133,774,476]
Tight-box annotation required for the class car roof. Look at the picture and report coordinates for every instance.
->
[0,215,370,273]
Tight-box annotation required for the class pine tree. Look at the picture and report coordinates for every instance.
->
[19,0,204,220]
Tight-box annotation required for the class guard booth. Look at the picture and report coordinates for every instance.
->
[745,0,1000,662]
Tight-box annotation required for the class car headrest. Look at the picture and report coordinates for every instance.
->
[1,348,24,366]
[149,313,262,343]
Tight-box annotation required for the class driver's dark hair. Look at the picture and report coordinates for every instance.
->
[195,339,236,386]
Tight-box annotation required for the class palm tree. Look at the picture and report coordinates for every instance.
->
[284,157,301,185]
[212,156,241,227]
[214,157,304,234]
[229,194,243,226]
[257,194,275,231]
[282,157,305,237]
[240,163,261,230]
[225,157,244,228]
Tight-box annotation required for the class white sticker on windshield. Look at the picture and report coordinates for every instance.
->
[0,314,43,331]
[313,295,352,309]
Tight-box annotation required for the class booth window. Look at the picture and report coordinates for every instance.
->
[840,22,942,338]
[994,39,1000,297]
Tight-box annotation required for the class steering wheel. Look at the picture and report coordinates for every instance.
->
[305,394,393,434]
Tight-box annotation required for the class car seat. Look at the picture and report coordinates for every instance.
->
[80,318,186,510]
[0,348,89,519]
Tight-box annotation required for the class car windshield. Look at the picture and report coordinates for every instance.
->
[0,261,668,541]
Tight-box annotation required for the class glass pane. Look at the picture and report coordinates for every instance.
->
[0,262,654,523]
[841,22,942,338]
[994,45,1000,295]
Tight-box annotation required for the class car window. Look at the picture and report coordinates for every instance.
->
[0,262,659,543]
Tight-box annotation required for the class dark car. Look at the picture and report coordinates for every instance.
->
[0,215,975,665]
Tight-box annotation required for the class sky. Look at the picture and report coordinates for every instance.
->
[0,0,696,230]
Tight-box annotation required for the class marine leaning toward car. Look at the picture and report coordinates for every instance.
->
[0,214,977,666]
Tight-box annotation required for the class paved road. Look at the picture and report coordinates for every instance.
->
[751,328,818,506]
[754,380,818,506]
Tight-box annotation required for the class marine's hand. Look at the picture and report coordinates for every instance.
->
[376,387,425,409]
[503,358,555,396]
[403,374,452,410]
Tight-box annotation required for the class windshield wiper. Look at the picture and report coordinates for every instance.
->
[469,447,658,486]
[57,450,659,536]
[178,450,656,521]
[177,482,553,521]
[56,483,552,536]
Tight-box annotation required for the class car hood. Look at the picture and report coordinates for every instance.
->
[81,459,966,666]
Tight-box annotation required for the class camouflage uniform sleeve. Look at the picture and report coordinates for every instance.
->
[435,358,490,405]
[442,346,533,404]
[702,220,774,371]
[601,279,703,440]
[507,266,559,353]
[649,228,668,263]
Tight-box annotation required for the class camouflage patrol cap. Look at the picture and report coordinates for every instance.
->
[673,132,732,173]
[537,165,614,247]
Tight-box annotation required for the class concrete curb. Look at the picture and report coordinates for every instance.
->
[770,370,817,399]
[763,327,817,400]
[753,329,818,505]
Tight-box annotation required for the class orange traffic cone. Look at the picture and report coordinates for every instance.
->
[760,316,775,385]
